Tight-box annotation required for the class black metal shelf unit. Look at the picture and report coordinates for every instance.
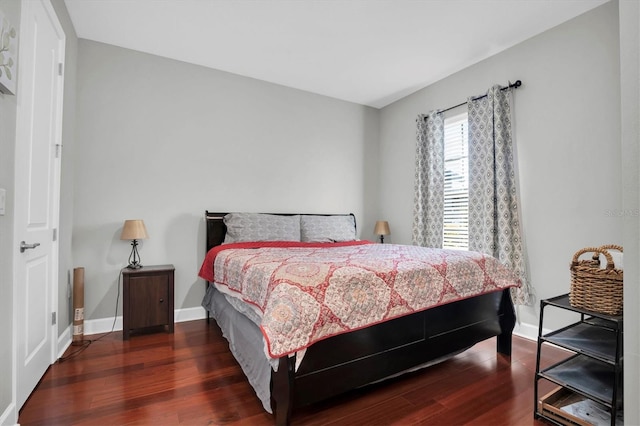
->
[534,294,623,426]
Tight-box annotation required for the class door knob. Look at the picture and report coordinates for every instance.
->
[20,241,40,253]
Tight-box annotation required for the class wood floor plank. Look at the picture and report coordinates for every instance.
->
[19,319,563,425]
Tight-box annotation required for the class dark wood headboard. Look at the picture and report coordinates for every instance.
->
[204,211,228,251]
[204,211,357,252]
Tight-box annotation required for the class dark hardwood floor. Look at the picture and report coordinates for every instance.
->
[19,319,564,425]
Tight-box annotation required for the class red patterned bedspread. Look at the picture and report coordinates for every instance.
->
[199,242,520,358]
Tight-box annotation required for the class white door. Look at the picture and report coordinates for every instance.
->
[13,0,65,410]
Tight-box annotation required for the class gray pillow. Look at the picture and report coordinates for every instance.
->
[300,215,356,242]
[223,213,300,243]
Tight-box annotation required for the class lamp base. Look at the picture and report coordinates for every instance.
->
[127,240,143,269]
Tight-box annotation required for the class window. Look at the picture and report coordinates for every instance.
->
[443,113,469,250]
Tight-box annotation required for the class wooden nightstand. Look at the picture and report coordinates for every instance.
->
[122,264,175,340]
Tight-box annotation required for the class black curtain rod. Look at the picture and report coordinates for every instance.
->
[427,80,522,117]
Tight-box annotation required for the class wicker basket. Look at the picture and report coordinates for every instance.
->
[569,245,623,315]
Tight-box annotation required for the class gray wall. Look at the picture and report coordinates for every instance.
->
[0,0,20,419]
[379,1,622,331]
[73,40,380,322]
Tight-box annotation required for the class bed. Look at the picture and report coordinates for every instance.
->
[200,211,518,425]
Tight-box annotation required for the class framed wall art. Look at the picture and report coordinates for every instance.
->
[0,9,18,95]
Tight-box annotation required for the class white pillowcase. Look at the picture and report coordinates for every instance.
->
[223,213,300,243]
[300,215,356,242]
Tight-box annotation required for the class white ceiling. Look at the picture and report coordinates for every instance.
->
[64,0,608,108]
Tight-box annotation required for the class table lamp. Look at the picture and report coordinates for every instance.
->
[374,221,390,244]
[120,219,148,269]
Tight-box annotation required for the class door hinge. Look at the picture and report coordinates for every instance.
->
[58,63,63,76]
[55,144,62,158]
[53,228,57,241]
[52,312,57,325]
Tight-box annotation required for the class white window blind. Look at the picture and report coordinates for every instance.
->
[443,113,469,250]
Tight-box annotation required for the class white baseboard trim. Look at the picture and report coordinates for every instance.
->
[83,316,123,336]
[0,402,18,426]
[175,306,208,323]
[513,321,576,356]
[76,309,545,343]
[57,325,72,359]
[513,321,541,341]
[83,307,208,336]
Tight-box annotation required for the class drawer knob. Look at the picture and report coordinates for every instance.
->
[159,298,164,303]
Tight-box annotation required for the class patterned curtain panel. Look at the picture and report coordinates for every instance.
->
[468,85,533,305]
[412,112,444,248]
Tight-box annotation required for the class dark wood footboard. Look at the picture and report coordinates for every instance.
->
[271,288,516,425]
